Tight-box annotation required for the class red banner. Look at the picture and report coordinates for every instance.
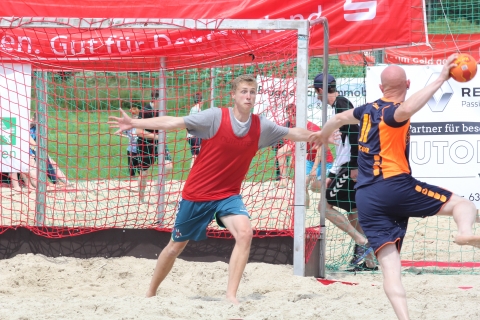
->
[338,53,375,66]
[385,34,480,65]
[0,0,426,70]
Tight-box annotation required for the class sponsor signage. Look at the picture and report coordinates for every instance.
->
[0,0,426,70]
[255,76,366,126]
[0,64,31,172]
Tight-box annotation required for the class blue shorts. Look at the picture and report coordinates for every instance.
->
[306,160,332,179]
[172,195,249,242]
[356,174,452,255]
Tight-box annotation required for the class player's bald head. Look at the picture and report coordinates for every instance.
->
[379,65,410,100]
[381,65,407,89]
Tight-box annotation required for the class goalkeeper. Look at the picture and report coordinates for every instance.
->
[109,74,328,304]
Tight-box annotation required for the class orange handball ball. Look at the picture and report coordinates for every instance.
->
[449,53,477,82]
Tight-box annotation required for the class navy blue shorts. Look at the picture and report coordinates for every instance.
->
[172,195,250,242]
[356,174,452,255]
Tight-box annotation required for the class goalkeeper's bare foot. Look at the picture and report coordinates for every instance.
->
[226,294,240,304]
[145,290,156,298]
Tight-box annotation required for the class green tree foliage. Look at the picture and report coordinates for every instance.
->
[427,0,480,33]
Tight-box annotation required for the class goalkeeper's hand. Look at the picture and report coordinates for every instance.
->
[108,109,133,135]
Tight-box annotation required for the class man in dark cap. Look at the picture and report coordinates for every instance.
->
[310,73,376,271]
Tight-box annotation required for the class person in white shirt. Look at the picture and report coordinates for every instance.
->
[120,107,140,178]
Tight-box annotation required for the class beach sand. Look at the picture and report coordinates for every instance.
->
[0,254,479,320]
[1,180,479,319]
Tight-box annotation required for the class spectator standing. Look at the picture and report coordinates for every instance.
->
[309,73,376,270]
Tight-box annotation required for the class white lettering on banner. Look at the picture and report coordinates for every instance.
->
[251,6,322,34]
[307,6,323,20]
[411,140,478,165]
[71,40,86,55]
[388,54,450,66]
[396,56,411,64]
[412,57,448,65]
[51,35,68,55]
[48,34,149,56]
[105,37,115,54]
[344,0,377,21]
[1,3,380,56]
[116,37,132,54]
[1,35,15,52]
[255,76,365,125]
[0,35,33,54]
[17,36,32,53]
[0,2,383,57]
[87,38,98,53]
[154,34,172,47]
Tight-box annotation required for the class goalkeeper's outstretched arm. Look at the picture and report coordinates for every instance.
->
[283,127,312,142]
[108,108,186,134]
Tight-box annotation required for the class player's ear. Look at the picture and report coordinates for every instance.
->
[406,79,411,90]
[379,84,384,93]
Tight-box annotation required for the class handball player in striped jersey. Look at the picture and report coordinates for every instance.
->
[309,54,480,320]
[109,74,322,304]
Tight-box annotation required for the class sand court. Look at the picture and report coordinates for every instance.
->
[1,179,479,264]
[1,180,479,319]
[0,254,479,319]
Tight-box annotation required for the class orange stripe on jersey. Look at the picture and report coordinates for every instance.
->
[359,114,370,142]
[378,108,410,179]
[373,155,381,176]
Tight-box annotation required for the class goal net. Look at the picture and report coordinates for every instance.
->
[2,2,480,276]
[0,17,319,271]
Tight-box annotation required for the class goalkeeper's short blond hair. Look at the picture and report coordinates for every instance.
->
[231,74,257,92]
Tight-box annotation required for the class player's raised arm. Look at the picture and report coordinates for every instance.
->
[394,53,457,122]
[108,108,187,135]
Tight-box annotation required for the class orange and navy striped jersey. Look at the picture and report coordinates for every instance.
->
[352,98,411,188]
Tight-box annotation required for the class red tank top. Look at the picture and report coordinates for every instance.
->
[182,108,260,201]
